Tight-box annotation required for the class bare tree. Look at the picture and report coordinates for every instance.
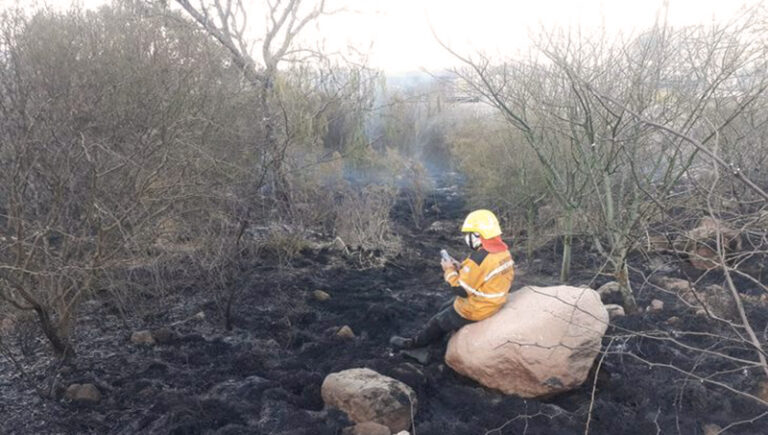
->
[175,0,333,208]
[440,6,767,313]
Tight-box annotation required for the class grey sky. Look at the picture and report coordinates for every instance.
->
[3,0,758,72]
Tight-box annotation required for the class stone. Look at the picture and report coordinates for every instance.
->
[65,383,101,403]
[337,325,356,339]
[658,277,737,320]
[342,422,392,435]
[445,285,609,398]
[314,290,331,301]
[665,316,681,326]
[603,304,625,320]
[321,368,416,432]
[131,330,155,346]
[193,311,206,320]
[679,217,742,270]
[649,299,664,312]
[596,282,621,302]
[702,423,722,435]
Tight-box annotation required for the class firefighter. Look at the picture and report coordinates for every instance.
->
[390,209,515,350]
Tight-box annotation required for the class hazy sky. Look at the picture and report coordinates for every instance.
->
[3,0,758,73]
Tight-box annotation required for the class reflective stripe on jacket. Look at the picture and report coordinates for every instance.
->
[443,249,515,321]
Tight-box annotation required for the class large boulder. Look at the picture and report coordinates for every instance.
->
[445,285,608,398]
[321,368,416,432]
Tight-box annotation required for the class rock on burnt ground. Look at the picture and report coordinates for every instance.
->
[445,286,608,398]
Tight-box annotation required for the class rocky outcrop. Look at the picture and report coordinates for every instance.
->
[321,368,416,432]
[445,285,608,398]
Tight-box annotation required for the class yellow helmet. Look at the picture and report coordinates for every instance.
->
[461,209,502,239]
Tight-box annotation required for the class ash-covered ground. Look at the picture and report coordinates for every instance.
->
[1,180,767,434]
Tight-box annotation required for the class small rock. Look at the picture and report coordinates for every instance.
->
[696,309,708,317]
[337,325,356,339]
[665,316,681,326]
[193,311,206,320]
[649,299,664,312]
[131,330,155,346]
[395,432,410,435]
[596,282,622,304]
[151,327,175,344]
[702,423,722,435]
[65,383,101,403]
[682,217,741,270]
[342,421,392,435]
[603,304,625,320]
[313,290,331,301]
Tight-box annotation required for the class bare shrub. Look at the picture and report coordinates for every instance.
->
[0,3,241,356]
[384,149,434,229]
[334,184,401,265]
[449,111,550,259]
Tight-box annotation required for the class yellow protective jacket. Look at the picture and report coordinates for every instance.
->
[443,249,515,321]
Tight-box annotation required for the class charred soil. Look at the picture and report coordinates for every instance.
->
[1,180,767,434]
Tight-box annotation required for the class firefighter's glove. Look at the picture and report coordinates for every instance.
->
[441,258,457,273]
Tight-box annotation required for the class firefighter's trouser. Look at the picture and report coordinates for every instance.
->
[411,298,474,347]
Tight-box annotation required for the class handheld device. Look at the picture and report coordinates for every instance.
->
[440,249,460,266]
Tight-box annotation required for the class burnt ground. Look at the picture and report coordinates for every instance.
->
[2,177,768,434]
